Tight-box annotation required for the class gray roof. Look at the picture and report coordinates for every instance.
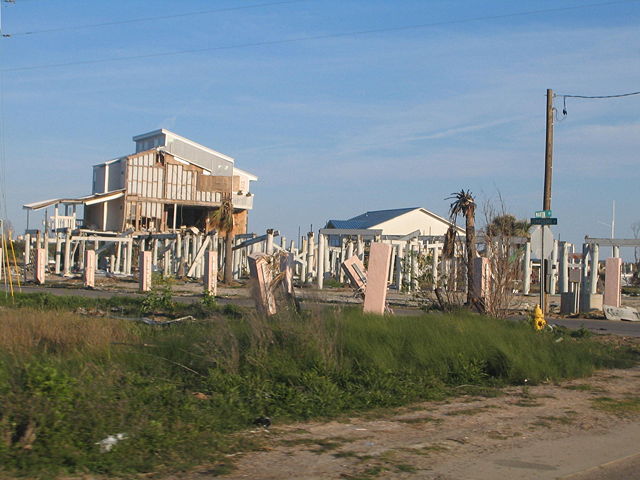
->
[327,207,420,229]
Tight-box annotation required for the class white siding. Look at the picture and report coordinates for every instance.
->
[374,209,458,236]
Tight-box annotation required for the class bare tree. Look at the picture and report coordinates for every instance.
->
[482,199,530,317]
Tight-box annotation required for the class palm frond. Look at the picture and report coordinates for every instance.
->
[210,198,234,235]
[446,189,476,222]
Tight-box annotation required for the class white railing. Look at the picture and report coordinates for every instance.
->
[50,215,77,231]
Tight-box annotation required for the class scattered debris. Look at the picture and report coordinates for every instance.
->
[603,305,640,322]
[139,315,195,325]
[96,433,127,453]
[253,416,272,429]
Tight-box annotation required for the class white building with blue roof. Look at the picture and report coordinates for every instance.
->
[325,207,463,246]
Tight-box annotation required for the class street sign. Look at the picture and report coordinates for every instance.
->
[530,226,554,260]
[535,210,552,218]
[530,217,557,225]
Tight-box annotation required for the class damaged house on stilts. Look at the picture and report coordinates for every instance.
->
[23,129,258,281]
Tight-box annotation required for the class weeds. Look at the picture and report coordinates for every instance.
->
[592,396,640,416]
[141,274,175,314]
[0,306,636,477]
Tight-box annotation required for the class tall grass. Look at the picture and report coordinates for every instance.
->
[0,305,636,477]
[0,309,133,357]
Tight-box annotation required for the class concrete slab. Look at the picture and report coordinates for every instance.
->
[603,305,640,322]
[341,255,367,291]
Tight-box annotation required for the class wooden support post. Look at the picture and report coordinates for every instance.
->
[559,242,569,294]
[163,240,171,277]
[280,252,294,296]
[63,229,72,276]
[317,233,325,289]
[35,247,46,284]
[232,236,241,280]
[195,234,203,278]
[248,253,277,316]
[24,233,32,281]
[115,241,122,273]
[179,233,189,276]
[204,250,218,296]
[126,239,133,275]
[84,249,96,288]
[55,232,62,275]
[549,239,558,294]
[139,251,152,292]
[78,239,86,271]
[300,237,308,284]
[176,233,182,274]
[524,242,532,295]
[266,229,274,255]
[172,203,178,230]
[395,243,404,290]
[338,238,345,283]
[590,243,599,295]
[363,243,392,315]
[306,232,315,283]
[152,238,159,270]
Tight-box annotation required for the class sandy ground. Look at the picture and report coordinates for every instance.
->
[21,273,640,311]
[167,360,640,480]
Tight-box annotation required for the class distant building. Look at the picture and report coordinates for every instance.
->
[325,207,463,245]
[24,129,257,234]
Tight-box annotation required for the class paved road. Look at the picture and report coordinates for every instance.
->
[433,422,640,480]
[551,316,640,337]
[562,453,640,480]
[15,285,640,337]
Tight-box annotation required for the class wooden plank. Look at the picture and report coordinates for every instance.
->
[72,236,133,242]
[584,237,640,247]
[186,236,211,277]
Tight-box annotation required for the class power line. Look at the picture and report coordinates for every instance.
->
[556,90,640,116]
[2,0,308,37]
[557,91,640,99]
[2,0,640,73]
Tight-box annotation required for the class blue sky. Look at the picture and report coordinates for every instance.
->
[0,0,638,253]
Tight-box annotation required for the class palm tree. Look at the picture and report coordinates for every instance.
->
[486,214,531,239]
[447,189,477,305]
[210,195,235,284]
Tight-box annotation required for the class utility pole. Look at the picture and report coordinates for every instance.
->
[540,89,554,314]
[543,89,554,211]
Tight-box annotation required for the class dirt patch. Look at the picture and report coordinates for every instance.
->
[176,364,640,480]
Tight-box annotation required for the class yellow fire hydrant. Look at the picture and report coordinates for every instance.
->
[532,305,547,331]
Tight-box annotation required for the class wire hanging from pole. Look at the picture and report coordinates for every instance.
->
[556,91,640,99]
[555,89,640,117]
